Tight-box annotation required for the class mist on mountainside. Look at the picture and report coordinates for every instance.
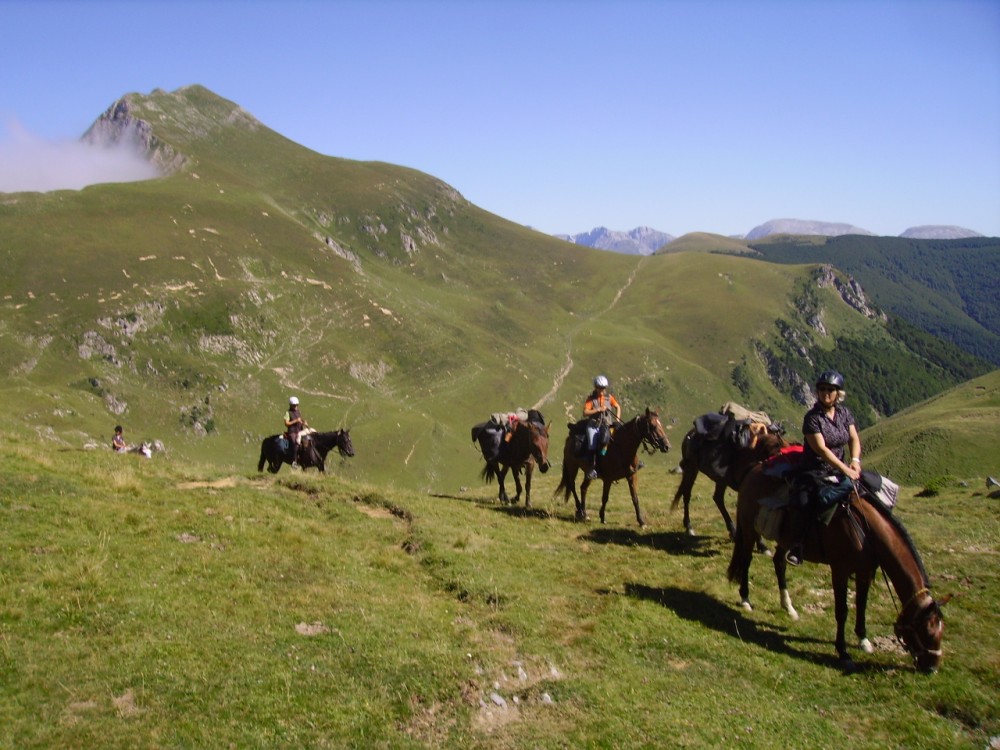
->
[0,119,159,193]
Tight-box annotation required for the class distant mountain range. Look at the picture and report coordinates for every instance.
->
[558,218,986,250]
[553,226,675,255]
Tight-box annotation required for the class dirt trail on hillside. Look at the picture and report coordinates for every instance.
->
[534,257,644,413]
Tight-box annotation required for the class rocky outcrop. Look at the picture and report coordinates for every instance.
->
[82,96,183,174]
[814,265,885,321]
[755,342,813,405]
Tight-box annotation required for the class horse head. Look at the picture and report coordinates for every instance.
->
[894,589,946,673]
[337,429,355,458]
[640,408,671,453]
[522,420,550,473]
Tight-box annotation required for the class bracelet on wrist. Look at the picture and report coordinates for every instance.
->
[850,457,861,464]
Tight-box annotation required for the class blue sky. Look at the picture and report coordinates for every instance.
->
[2,0,998,237]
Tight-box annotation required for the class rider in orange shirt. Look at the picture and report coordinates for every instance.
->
[583,375,621,478]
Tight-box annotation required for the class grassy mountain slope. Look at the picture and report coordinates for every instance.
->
[0,85,996,492]
[862,369,1000,485]
[0,436,996,748]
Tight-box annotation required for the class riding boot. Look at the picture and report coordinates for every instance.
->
[586,452,599,480]
[291,441,299,468]
[785,508,810,566]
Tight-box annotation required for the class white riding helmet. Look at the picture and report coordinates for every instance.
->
[594,375,609,388]
[289,396,300,405]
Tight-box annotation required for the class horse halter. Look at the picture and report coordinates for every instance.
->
[893,587,943,667]
[640,414,669,453]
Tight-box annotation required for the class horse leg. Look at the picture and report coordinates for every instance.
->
[523,463,533,509]
[625,475,645,528]
[578,476,591,522]
[598,480,613,525]
[727,523,755,611]
[672,464,697,536]
[712,482,732,540]
[854,569,875,654]
[512,465,524,505]
[497,465,510,504]
[772,552,799,621]
[832,567,853,665]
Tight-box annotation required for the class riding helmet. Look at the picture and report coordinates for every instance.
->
[594,375,609,388]
[289,396,300,405]
[816,370,845,390]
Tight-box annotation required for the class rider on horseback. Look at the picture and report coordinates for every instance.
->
[786,370,862,566]
[583,375,621,479]
[284,396,309,466]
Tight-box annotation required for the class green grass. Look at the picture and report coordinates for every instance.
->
[1,435,996,748]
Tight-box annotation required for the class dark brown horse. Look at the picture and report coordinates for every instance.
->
[554,408,671,527]
[671,419,773,539]
[476,417,551,506]
[257,429,355,474]
[728,463,946,671]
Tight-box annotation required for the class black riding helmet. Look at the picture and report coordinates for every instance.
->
[816,370,845,390]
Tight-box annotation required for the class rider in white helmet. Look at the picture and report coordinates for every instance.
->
[284,396,308,465]
[582,375,621,478]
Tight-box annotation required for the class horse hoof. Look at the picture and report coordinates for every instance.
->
[859,638,874,654]
[839,656,857,673]
[686,527,696,537]
[740,600,753,612]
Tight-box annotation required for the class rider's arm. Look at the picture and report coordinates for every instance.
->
[847,424,862,469]
[583,397,601,417]
[805,431,860,480]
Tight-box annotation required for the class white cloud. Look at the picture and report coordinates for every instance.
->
[0,119,160,193]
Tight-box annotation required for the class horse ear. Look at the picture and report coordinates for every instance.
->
[937,593,954,607]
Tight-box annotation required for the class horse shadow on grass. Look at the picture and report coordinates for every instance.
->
[429,493,555,520]
[622,583,854,671]
[581,526,722,558]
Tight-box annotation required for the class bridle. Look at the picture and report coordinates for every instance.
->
[893,587,943,664]
[638,414,670,454]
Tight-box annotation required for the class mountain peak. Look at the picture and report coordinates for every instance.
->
[899,225,984,240]
[745,218,875,241]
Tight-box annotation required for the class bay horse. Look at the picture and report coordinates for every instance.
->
[554,408,671,527]
[257,429,355,474]
[475,415,551,507]
[727,463,946,671]
[671,418,774,539]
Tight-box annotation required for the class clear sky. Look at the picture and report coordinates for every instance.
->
[2,0,998,238]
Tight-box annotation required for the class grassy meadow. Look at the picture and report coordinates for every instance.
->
[1,432,996,749]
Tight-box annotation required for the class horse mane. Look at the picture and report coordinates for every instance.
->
[861,494,931,588]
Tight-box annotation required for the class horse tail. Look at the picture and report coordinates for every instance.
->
[481,461,498,484]
[727,524,752,583]
[553,463,574,503]
[257,439,267,472]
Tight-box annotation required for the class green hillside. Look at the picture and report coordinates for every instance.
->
[748,234,1000,365]
[861,369,1000,485]
[0,85,996,492]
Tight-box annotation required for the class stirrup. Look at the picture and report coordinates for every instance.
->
[785,548,803,566]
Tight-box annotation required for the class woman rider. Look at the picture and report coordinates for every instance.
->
[583,375,621,479]
[284,396,308,466]
[786,370,862,565]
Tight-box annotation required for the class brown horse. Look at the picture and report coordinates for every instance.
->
[728,464,946,671]
[554,408,671,527]
[671,419,773,539]
[478,417,551,506]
